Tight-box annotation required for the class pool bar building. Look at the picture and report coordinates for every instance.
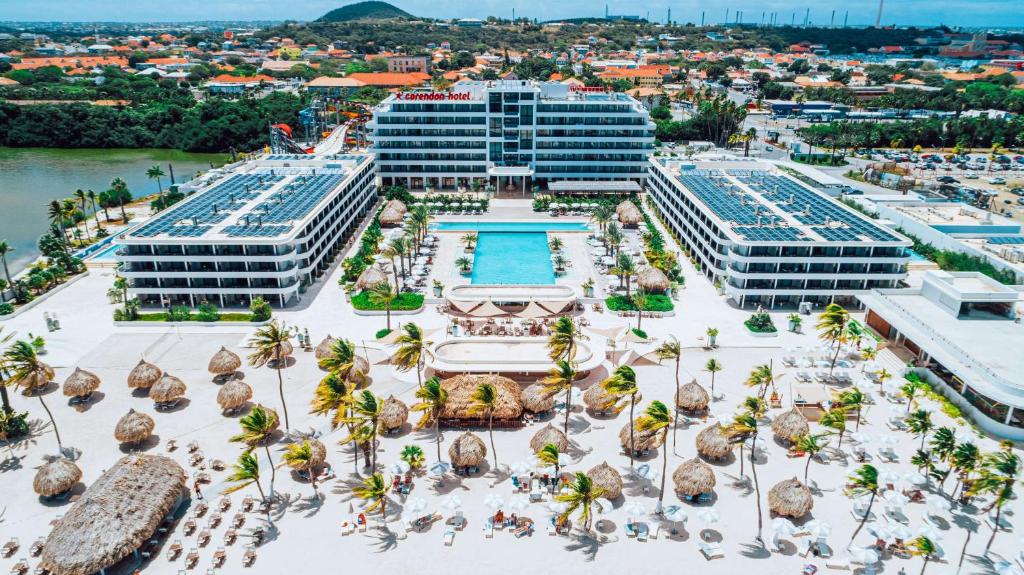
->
[368,80,655,192]
[646,158,911,309]
[114,153,376,309]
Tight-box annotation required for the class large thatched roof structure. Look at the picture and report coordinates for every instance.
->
[33,457,82,498]
[127,359,162,389]
[18,361,54,392]
[379,205,405,226]
[114,409,155,445]
[768,478,814,519]
[216,380,252,412]
[673,458,716,497]
[636,266,670,293]
[438,374,523,425]
[696,424,733,460]
[448,432,487,468]
[62,367,100,398]
[587,461,623,500]
[314,336,339,361]
[385,198,408,214]
[521,384,555,414]
[675,379,710,413]
[41,454,186,575]
[771,409,810,444]
[355,266,391,291]
[582,385,641,414]
[615,200,643,226]
[380,395,409,432]
[619,421,664,454]
[207,347,241,376]
[149,374,186,403]
[286,439,327,474]
[530,424,569,453]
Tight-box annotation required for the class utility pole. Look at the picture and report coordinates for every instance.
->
[761,11,765,27]
[875,0,884,28]
[804,8,809,26]
[725,9,729,25]
[843,11,849,28]
[701,11,705,26]
[667,7,671,25]
[791,12,795,26]
[830,10,835,27]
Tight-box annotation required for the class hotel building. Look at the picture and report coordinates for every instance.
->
[368,80,655,191]
[647,158,911,309]
[114,153,377,309]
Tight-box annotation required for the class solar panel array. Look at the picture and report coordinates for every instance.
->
[222,224,293,237]
[251,174,345,224]
[733,226,806,242]
[676,171,783,228]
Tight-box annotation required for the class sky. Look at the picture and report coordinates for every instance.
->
[2,0,1023,28]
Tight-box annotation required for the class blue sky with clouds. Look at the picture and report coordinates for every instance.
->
[2,0,1023,27]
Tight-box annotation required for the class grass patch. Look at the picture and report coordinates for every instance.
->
[351,291,425,311]
[605,294,674,312]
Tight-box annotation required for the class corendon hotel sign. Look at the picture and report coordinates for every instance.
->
[396,91,472,101]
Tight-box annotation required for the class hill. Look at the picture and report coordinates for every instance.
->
[317,1,415,22]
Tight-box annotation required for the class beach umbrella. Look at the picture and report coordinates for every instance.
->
[771,517,796,536]
[879,469,901,486]
[419,247,431,255]
[441,494,463,512]
[593,498,614,515]
[883,380,902,396]
[406,497,428,515]
[953,429,974,444]
[805,519,831,540]
[389,460,411,475]
[849,546,880,565]
[902,471,928,487]
[483,494,505,511]
[877,434,899,448]
[884,491,909,510]
[918,525,944,542]
[994,561,1023,575]
[867,523,893,542]
[891,524,913,542]
[428,460,451,477]
[663,505,688,523]
[507,495,530,513]
[510,460,534,476]
[622,501,647,519]
[850,431,873,444]
[634,463,658,481]
[697,507,720,526]
[547,501,568,516]
[926,494,951,515]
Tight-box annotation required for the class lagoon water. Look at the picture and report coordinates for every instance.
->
[0,147,226,271]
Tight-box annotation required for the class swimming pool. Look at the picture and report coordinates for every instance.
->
[470,232,555,285]
[907,248,927,262]
[88,241,122,262]
[433,221,590,232]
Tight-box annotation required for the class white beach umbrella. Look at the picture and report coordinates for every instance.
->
[953,429,975,444]
[441,494,463,512]
[994,561,1023,575]
[389,460,411,475]
[414,256,428,265]
[902,471,928,487]
[771,517,796,536]
[744,436,767,451]
[918,525,944,542]
[622,501,647,519]
[890,524,913,541]
[697,507,721,526]
[877,434,899,448]
[867,523,893,542]
[663,505,688,523]
[850,431,873,444]
[634,463,658,481]
[925,494,952,515]
[883,380,902,396]
[594,498,615,515]
[405,497,428,515]
[547,501,568,516]
[601,256,615,266]
[507,495,530,513]
[805,519,832,540]
[884,491,909,510]
[879,469,901,486]
[849,546,880,565]
[510,460,534,475]
[483,494,505,511]
[428,460,451,477]
[419,247,431,255]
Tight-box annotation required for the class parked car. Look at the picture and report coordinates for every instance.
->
[936,176,958,183]
[964,172,979,179]
[987,177,1006,185]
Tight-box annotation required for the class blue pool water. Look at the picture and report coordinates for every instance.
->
[433,221,589,232]
[88,241,122,262]
[907,248,927,262]
[470,232,555,285]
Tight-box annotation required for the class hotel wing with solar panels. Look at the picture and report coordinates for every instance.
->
[114,153,376,309]
[647,157,911,309]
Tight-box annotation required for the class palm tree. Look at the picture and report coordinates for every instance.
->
[819,406,848,448]
[46,200,70,254]
[547,315,587,363]
[346,390,383,471]
[950,442,981,500]
[906,409,933,451]
[367,281,397,332]
[548,237,564,253]
[744,363,778,401]
[654,337,682,448]
[454,256,473,275]
[223,451,269,505]
[637,400,672,509]
[969,448,1019,553]
[469,382,499,469]
[540,360,576,436]
[848,464,880,543]
[590,204,613,234]
[860,347,878,371]
[61,199,79,246]
[816,303,851,376]
[908,536,938,575]
[610,252,636,295]
[382,245,401,287]
[400,445,425,471]
[602,365,639,469]
[536,443,564,478]
[727,410,764,545]
[704,358,722,399]
[393,322,433,388]
[604,222,622,257]
[72,190,91,242]
[146,165,166,204]
[4,339,63,452]
[229,405,280,496]
[353,472,391,525]
[410,204,430,242]
[310,373,359,475]
[836,387,866,431]
[795,434,825,483]
[555,472,604,533]
[110,177,131,222]
[900,379,922,413]
[247,320,294,433]
[317,338,367,386]
[929,427,957,487]
[388,237,409,280]
[282,440,321,495]
[86,190,101,231]
[460,233,476,251]
[0,241,22,303]
[631,289,649,331]
[412,376,447,462]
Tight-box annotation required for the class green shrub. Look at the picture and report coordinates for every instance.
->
[605,294,674,312]
[167,305,192,322]
[197,301,219,322]
[351,291,424,311]
[631,328,648,339]
[376,328,393,339]
[249,297,272,322]
[0,302,13,316]
[0,410,30,439]
[745,311,777,333]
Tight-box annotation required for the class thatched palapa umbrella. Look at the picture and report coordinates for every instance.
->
[635,266,670,293]
[521,384,555,414]
[768,478,814,519]
[673,458,716,498]
[62,367,100,399]
[615,200,643,227]
[149,374,186,404]
[216,380,252,413]
[530,423,569,453]
[355,266,391,291]
[33,457,82,498]
[771,409,810,444]
[619,420,664,454]
[41,454,186,575]
[207,347,241,380]
[675,379,710,414]
[587,461,623,500]
[438,374,523,425]
[378,205,405,227]
[696,424,733,460]
[448,432,487,470]
[583,385,642,414]
[379,395,409,433]
[314,336,339,361]
[385,198,408,214]
[127,358,162,390]
[114,409,155,445]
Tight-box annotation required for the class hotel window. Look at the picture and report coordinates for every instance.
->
[962,386,1009,423]
[1008,408,1024,429]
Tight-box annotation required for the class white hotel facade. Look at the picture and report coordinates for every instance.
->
[368,80,655,192]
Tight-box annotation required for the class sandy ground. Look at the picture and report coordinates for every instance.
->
[1,201,1021,575]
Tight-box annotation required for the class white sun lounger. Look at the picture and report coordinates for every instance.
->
[650,523,660,540]
[698,540,724,560]
[483,521,493,539]
[798,538,813,557]
[443,529,455,546]
[826,556,851,570]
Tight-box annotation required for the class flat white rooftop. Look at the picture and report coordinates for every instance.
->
[428,337,602,374]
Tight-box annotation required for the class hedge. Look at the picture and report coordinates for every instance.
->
[605,294,674,312]
[351,291,424,311]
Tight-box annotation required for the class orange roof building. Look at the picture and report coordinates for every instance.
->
[344,72,430,87]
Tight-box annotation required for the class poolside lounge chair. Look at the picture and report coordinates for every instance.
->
[798,538,813,557]
[650,523,660,540]
[451,511,466,530]
[443,530,456,546]
[825,556,851,570]
[242,548,256,568]
[483,520,494,539]
[877,447,898,462]
[637,524,649,542]
[698,540,724,560]
[816,541,834,558]
[625,523,638,538]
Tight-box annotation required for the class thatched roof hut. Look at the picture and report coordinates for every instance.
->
[62,367,100,398]
[619,420,665,454]
[287,439,327,474]
[696,424,733,460]
[587,461,623,500]
[635,266,670,293]
[19,362,54,392]
[41,454,186,575]
[438,374,523,425]
[615,201,643,227]
[530,423,569,453]
[355,266,391,291]
[216,380,252,412]
[314,336,339,361]
[448,432,487,469]
[582,385,641,414]
[673,458,716,497]
[33,458,82,498]
[768,478,814,519]
[521,384,555,414]
[127,359,162,389]
[771,409,810,444]
[675,379,710,413]
[379,395,409,432]
[114,409,155,445]
[207,347,241,377]
[269,340,294,363]
[385,198,408,214]
[149,374,186,403]
[379,205,405,226]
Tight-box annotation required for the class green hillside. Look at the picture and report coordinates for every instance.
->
[317,1,415,22]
